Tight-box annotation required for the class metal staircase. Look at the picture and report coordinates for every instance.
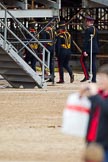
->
[0,2,55,88]
[0,34,44,88]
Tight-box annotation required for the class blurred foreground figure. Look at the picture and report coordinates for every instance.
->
[83,143,104,162]
[79,64,108,162]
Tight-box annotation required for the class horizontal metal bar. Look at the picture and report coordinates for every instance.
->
[0,9,59,18]
[9,40,53,43]
[0,21,49,69]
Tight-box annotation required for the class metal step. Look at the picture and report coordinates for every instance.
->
[7,81,38,88]
[0,55,14,61]
[4,75,36,82]
[0,61,20,68]
[0,68,29,76]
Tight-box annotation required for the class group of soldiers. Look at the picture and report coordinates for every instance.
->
[24,16,99,84]
[24,18,74,83]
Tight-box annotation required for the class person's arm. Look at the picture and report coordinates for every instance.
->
[55,36,61,57]
[80,83,108,114]
[83,28,90,54]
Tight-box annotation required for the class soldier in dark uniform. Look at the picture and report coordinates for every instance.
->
[80,16,99,82]
[56,20,74,83]
[39,20,55,82]
[24,20,37,71]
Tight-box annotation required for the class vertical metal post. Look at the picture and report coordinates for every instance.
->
[42,48,45,83]
[24,0,28,9]
[90,34,93,82]
[31,0,35,9]
[4,9,7,49]
[47,50,50,71]
[52,19,56,85]
[57,0,61,9]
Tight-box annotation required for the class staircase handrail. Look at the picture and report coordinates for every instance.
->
[0,19,49,70]
[18,17,56,54]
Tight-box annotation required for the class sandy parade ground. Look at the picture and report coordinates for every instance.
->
[0,72,89,162]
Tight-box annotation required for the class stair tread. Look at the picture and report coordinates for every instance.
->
[0,68,29,75]
[3,75,35,82]
[9,81,37,88]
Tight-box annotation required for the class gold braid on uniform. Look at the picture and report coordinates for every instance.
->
[58,31,71,49]
[45,27,53,46]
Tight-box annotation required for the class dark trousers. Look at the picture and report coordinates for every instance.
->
[80,53,97,82]
[49,51,53,76]
[46,45,54,77]
[25,50,37,72]
[58,53,72,81]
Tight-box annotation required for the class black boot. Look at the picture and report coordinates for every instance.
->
[56,80,64,84]
[80,77,89,82]
[70,75,74,83]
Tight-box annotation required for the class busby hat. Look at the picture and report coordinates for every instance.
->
[38,18,48,25]
[85,16,95,21]
[28,20,36,28]
[58,20,66,29]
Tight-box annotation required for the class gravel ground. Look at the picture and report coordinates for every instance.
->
[0,72,88,162]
